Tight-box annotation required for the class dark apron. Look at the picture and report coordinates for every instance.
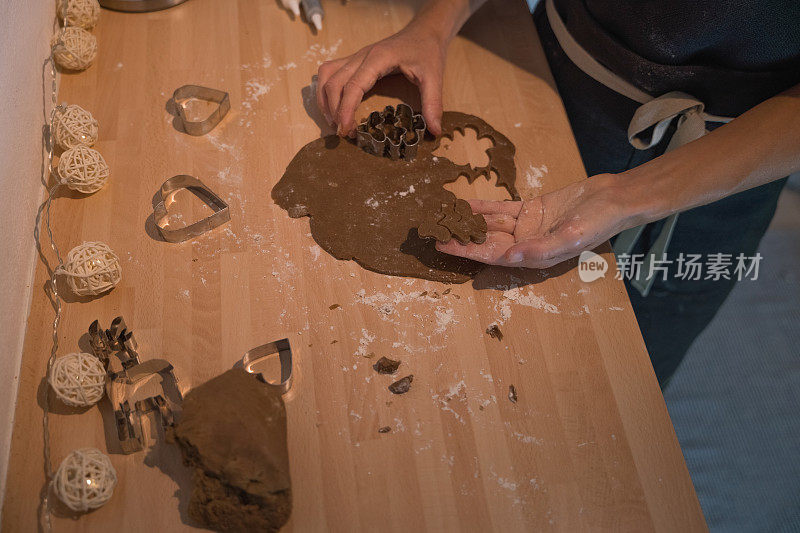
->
[532,0,797,384]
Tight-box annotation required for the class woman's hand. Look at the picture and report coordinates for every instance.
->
[314,0,488,137]
[316,21,447,137]
[437,174,644,268]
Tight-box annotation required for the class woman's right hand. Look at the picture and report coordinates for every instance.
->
[315,19,449,137]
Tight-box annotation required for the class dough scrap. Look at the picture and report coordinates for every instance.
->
[418,198,487,245]
[486,323,504,341]
[373,356,401,374]
[170,369,291,532]
[389,375,414,394]
[272,111,519,283]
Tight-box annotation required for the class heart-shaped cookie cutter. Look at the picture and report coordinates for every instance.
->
[356,103,427,160]
[240,338,293,394]
[172,85,231,136]
[153,175,230,242]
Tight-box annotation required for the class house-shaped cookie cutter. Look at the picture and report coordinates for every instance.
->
[153,175,230,243]
[171,84,230,136]
[88,317,183,454]
[356,104,427,161]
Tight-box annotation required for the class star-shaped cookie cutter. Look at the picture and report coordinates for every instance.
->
[153,175,230,243]
[356,103,427,160]
[171,85,231,136]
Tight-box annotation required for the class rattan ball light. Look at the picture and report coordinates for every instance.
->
[57,0,101,30]
[58,241,122,296]
[51,27,97,71]
[48,352,107,407]
[52,448,117,512]
[57,146,109,194]
[53,104,99,150]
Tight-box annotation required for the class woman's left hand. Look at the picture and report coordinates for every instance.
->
[437,174,645,268]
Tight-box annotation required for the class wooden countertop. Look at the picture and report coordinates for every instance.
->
[2,0,706,530]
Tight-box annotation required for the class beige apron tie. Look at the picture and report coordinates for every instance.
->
[545,0,732,295]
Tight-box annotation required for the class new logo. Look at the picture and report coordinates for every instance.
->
[578,250,608,282]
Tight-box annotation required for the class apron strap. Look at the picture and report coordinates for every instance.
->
[545,0,732,295]
[545,0,651,104]
[629,92,708,150]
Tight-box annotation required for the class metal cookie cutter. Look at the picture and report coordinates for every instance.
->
[356,103,427,161]
[241,338,293,394]
[171,85,230,136]
[153,175,230,242]
[88,316,183,454]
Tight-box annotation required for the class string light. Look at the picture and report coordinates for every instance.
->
[37,3,109,528]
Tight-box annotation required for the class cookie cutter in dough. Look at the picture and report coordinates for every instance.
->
[240,338,293,394]
[356,103,427,161]
[153,175,230,243]
[88,317,183,454]
[171,84,231,136]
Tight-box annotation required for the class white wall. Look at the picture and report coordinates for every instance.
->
[0,1,57,507]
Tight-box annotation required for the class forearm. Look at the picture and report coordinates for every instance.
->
[410,0,488,45]
[619,84,800,226]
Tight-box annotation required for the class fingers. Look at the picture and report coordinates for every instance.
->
[317,33,446,137]
[501,234,575,269]
[323,55,367,130]
[436,231,516,264]
[436,228,579,269]
[484,213,516,233]
[316,57,350,125]
[318,47,391,135]
[417,71,443,135]
[437,231,577,269]
[335,49,397,136]
[468,199,523,218]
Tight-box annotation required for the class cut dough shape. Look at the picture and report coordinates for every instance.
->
[418,198,487,245]
[417,210,450,243]
[272,111,519,283]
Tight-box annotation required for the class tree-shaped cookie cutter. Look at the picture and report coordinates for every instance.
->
[171,85,230,136]
[153,175,230,243]
[356,104,427,160]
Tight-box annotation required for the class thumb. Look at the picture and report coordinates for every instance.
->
[502,234,571,268]
[418,73,443,136]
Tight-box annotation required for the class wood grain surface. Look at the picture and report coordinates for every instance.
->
[2,0,706,531]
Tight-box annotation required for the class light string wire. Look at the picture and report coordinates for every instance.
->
[36,5,68,530]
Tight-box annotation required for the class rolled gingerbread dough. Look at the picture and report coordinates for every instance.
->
[272,111,519,283]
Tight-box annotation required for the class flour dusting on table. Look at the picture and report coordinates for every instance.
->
[524,163,548,191]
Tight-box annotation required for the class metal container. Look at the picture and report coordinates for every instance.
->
[99,0,189,12]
